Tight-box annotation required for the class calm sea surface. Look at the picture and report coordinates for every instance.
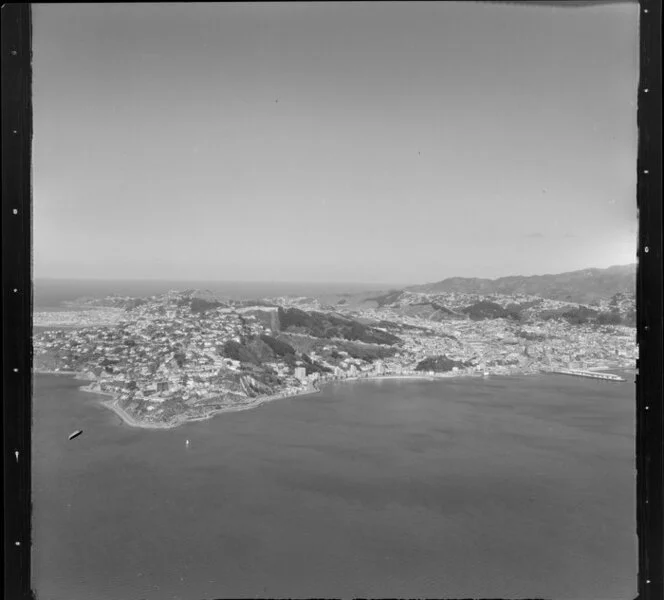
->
[33,279,395,309]
[32,373,636,599]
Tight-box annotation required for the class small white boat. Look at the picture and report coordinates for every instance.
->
[185,439,190,447]
[68,430,83,441]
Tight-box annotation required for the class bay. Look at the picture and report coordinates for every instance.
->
[33,279,394,309]
[32,373,636,599]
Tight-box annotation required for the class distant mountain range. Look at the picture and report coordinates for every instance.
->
[407,264,636,304]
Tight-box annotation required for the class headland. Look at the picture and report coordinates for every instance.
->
[33,283,636,430]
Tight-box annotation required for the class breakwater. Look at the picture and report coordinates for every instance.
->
[551,369,626,382]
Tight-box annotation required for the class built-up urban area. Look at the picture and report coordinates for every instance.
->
[33,287,637,428]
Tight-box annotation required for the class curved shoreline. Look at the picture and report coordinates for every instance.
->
[86,384,325,430]
[100,398,179,429]
[36,370,524,430]
[80,373,474,430]
[35,365,632,430]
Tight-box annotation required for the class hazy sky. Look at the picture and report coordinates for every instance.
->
[33,2,639,284]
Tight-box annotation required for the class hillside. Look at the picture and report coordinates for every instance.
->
[408,264,636,304]
[461,300,517,321]
[415,355,471,373]
[276,307,401,345]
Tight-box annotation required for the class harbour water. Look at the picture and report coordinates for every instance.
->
[32,372,636,599]
[33,279,394,309]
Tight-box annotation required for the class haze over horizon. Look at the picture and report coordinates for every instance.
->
[33,2,639,285]
[33,262,636,290]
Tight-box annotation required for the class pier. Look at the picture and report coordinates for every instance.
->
[551,369,626,382]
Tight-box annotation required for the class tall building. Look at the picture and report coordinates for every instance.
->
[294,366,307,381]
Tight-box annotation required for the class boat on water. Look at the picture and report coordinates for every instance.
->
[68,430,83,441]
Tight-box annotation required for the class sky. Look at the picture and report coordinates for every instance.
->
[32,2,639,285]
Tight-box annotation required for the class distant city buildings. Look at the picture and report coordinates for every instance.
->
[32,287,637,427]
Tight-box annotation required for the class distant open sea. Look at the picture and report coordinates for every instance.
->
[32,372,636,599]
[33,279,397,309]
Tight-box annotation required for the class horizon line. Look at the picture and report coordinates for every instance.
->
[33,262,637,287]
[33,277,404,286]
[415,262,636,287]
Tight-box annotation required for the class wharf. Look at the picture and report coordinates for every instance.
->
[551,369,626,382]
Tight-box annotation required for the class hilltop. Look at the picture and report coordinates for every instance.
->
[406,264,636,304]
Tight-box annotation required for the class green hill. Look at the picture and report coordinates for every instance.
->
[276,307,401,345]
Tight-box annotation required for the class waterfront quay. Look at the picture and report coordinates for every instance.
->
[550,368,626,382]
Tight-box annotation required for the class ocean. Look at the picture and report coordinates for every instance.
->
[32,372,636,599]
[33,279,397,309]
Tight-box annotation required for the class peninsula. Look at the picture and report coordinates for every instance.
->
[33,270,637,429]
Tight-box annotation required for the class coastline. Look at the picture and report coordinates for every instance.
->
[34,369,85,377]
[100,398,178,430]
[35,363,632,431]
[50,373,459,431]
[80,381,325,430]
[33,369,519,431]
[85,374,465,430]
